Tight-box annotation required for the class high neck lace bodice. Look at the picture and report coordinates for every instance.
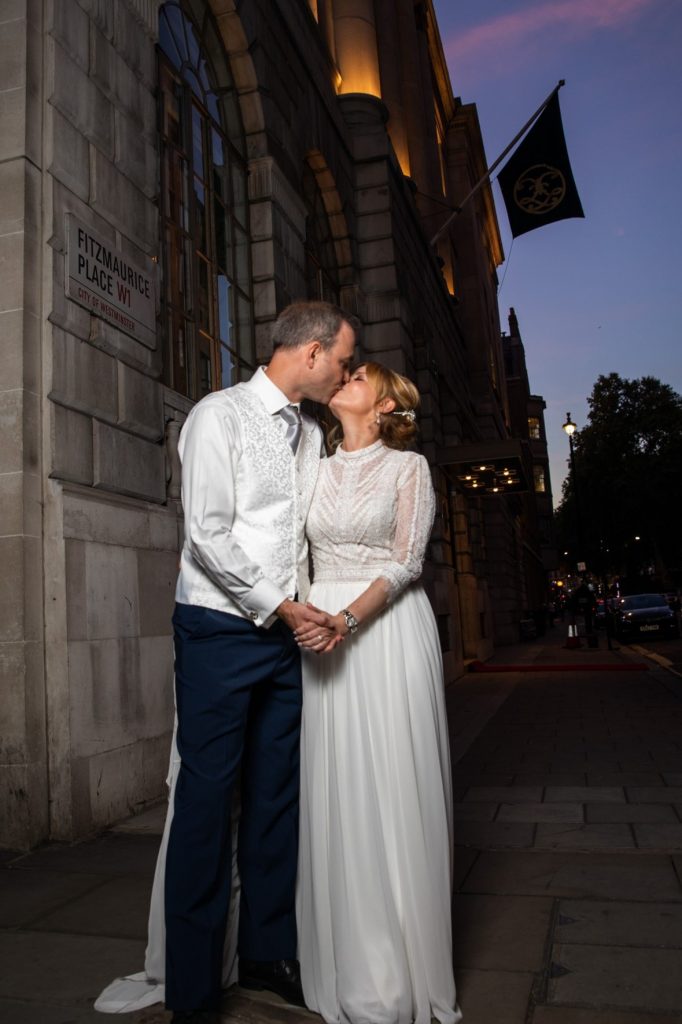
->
[306,443,436,600]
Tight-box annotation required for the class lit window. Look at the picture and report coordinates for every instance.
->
[158,1,254,399]
[533,465,546,493]
[528,416,541,439]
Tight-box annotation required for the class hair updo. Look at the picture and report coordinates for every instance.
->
[364,362,420,450]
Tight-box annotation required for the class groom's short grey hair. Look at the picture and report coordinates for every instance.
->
[271,301,360,352]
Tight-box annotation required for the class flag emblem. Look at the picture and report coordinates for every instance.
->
[512,164,566,216]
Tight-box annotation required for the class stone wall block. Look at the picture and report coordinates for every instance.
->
[114,55,156,139]
[355,187,391,216]
[0,535,42,642]
[89,20,117,99]
[137,548,179,637]
[49,0,89,72]
[90,147,157,250]
[0,761,48,850]
[357,236,395,268]
[86,541,140,640]
[113,2,155,88]
[47,107,90,202]
[114,108,158,200]
[63,491,151,549]
[50,328,118,422]
[93,419,166,503]
[0,14,26,92]
[76,0,115,41]
[88,316,160,376]
[0,308,39,395]
[49,39,114,160]
[0,641,28,762]
[149,510,180,553]
[117,361,163,441]
[50,404,94,486]
[0,231,25,313]
[77,729,169,833]
[0,85,26,164]
[68,635,173,756]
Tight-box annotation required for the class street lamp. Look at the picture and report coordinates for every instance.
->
[562,412,581,565]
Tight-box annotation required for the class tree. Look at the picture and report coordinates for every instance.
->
[555,373,682,588]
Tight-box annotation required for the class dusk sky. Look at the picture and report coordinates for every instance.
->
[433,0,682,505]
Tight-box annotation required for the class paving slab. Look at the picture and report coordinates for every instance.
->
[452,847,479,891]
[452,893,553,971]
[10,834,161,876]
[554,899,682,947]
[0,997,135,1023]
[451,802,498,822]
[626,786,682,803]
[585,803,677,823]
[512,774,587,786]
[0,931,145,1004]
[534,824,635,850]
[498,803,583,824]
[453,822,535,849]
[112,803,167,836]
[30,873,153,939]
[548,943,682,1013]
[531,1006,682,1024]
[453,967,534,1024]
[544,787,625,804]
[464,786,543,803]
[0,868,106,928]
[633,823,682,849]
[463,851,682,901]
[585,773,664,786]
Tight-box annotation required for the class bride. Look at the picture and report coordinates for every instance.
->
[96,361,460,1024]
[295,362,461,1024]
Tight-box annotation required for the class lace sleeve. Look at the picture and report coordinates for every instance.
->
[380,454,436,601]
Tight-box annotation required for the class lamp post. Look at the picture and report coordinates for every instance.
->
[562,412,581,566]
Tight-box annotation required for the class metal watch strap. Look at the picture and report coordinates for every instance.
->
[341,609,359,634]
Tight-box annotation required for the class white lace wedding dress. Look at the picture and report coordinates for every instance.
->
[297,441,461,1024]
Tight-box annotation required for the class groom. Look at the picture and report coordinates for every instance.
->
[165,301,358,1023]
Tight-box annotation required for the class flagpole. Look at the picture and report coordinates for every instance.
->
[429,79,565,247]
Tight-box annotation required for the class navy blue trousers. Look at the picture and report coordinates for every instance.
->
[165,603,302,1011]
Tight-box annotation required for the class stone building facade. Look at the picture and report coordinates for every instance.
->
[1,0,551,849]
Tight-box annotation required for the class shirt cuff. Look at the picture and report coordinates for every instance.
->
[242,577,290,629]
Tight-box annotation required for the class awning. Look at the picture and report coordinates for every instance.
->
[437,438,529,494]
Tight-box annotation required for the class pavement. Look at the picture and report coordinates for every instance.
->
[3,625,682,1024]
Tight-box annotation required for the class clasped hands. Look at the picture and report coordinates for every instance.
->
[277,599,348,654]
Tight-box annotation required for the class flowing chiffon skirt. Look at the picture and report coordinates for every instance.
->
[297,581,462,1024]
[94,728,240,1013]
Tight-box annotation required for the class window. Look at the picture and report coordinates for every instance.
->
[303,164,339,305]
[159,1,254,400]
[528,416,541,440]
[533,465,546,493]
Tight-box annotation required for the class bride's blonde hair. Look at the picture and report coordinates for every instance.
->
[329,362,420,452]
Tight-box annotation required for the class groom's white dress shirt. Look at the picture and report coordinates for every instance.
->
[175,366,323,628]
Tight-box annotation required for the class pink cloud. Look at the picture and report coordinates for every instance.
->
[444,0,657,69]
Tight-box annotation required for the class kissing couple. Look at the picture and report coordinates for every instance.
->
[96,300,462,1024]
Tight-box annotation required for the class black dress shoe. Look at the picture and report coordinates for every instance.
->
[238,958,305,1007]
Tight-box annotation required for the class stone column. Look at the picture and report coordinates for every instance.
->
[333,0,381,98]
[373,0,410,174]
[0,1,48,849]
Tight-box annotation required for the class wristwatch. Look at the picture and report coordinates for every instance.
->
[341,609,359,634]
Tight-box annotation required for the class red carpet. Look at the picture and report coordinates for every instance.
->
[468,660,650,673]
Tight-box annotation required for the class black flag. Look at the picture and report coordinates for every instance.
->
[497,91,584,238]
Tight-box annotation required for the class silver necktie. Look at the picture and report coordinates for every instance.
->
[279,404,303,454]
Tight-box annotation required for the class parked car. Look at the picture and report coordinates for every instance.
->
[614,593,681,642]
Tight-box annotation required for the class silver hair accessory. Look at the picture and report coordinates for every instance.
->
[392,409,416,422]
